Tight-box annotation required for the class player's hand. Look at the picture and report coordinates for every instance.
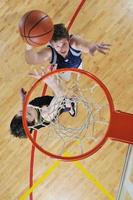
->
[29,67,57,86]
[29,67,47,79]
[89,42,111,56]
[26,44,33,50]
[29,66,65,96]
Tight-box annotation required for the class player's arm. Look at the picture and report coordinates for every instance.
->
[29,67,65,96]
[70,35,111,56]
[25,44,52,65]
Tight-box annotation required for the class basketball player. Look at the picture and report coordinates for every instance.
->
[25,23,111,80]
[10,69,77,138]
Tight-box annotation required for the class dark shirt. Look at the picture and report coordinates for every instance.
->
[48,45,82,69]
[29,96,65,130]
[29,96,53,130]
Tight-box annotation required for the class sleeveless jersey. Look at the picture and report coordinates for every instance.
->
[48,45,82,69]
[29,96,53,130]
[29,96,66,130]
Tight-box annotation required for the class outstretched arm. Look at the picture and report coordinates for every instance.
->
[70,35,111,56]
[29,68,65,96]
[25,44,52,65]
[29,68,68,121]
[29,68,75,121]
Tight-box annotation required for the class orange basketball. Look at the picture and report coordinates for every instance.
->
[19,10,54,46]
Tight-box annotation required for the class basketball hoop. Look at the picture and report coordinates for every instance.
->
[22,68,133,161]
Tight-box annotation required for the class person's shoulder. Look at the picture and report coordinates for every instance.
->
[70,35,82,49]
[38,45,52,62]
[39,45,52,54]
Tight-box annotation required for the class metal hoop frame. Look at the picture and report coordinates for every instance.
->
[22,68,115,161]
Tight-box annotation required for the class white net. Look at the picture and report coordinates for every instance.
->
[28,71,110,158]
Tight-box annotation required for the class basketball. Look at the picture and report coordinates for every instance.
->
[19,10,54,46]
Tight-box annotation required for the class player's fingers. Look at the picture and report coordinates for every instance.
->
[97,44,110,50]
[28,72,36,78]
[97,47,106,55]
[40,66,47,74]
[28,71,35,76]
[38,68,44,77]
[33,69,39,76]
[40,66,46,71]
[100,42,111,46]
[29,69,38,77]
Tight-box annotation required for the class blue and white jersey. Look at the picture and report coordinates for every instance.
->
[48,45,82,69]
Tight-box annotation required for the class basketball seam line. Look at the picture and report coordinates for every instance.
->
[21,28,53,38]
[26,28,53,45]
[28,15,49,36]
[23,12,34,44]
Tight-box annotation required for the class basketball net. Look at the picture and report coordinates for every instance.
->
[24,69,110,159]
[23,68,133,161]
